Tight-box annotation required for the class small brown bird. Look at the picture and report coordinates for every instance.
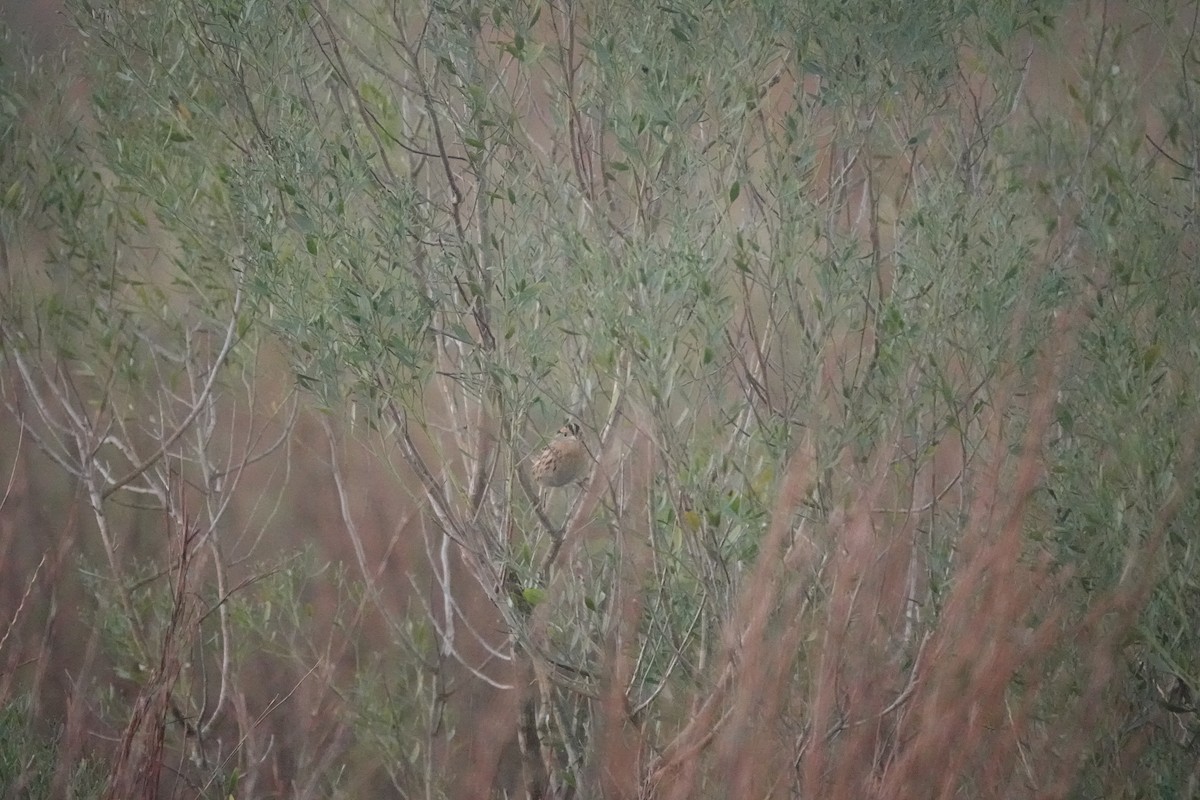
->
[531,422,589,488]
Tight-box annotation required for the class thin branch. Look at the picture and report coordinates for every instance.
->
[102,279,245,500]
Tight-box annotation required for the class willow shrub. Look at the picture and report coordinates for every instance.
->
[2,0,1198,796]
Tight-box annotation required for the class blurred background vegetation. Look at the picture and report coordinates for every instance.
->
[1,0,1198,797]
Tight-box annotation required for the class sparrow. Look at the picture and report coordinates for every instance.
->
[531,422,589,487]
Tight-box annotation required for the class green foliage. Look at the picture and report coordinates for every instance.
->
[3,0,1199,795]
[0,696,107,798]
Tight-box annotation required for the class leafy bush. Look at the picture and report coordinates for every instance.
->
[1,0,1198,797]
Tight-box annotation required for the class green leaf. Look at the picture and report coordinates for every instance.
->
[521,587,546,606]
[728,181,740,203]
[3,182,22,209]
[1142,343,1162,371]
